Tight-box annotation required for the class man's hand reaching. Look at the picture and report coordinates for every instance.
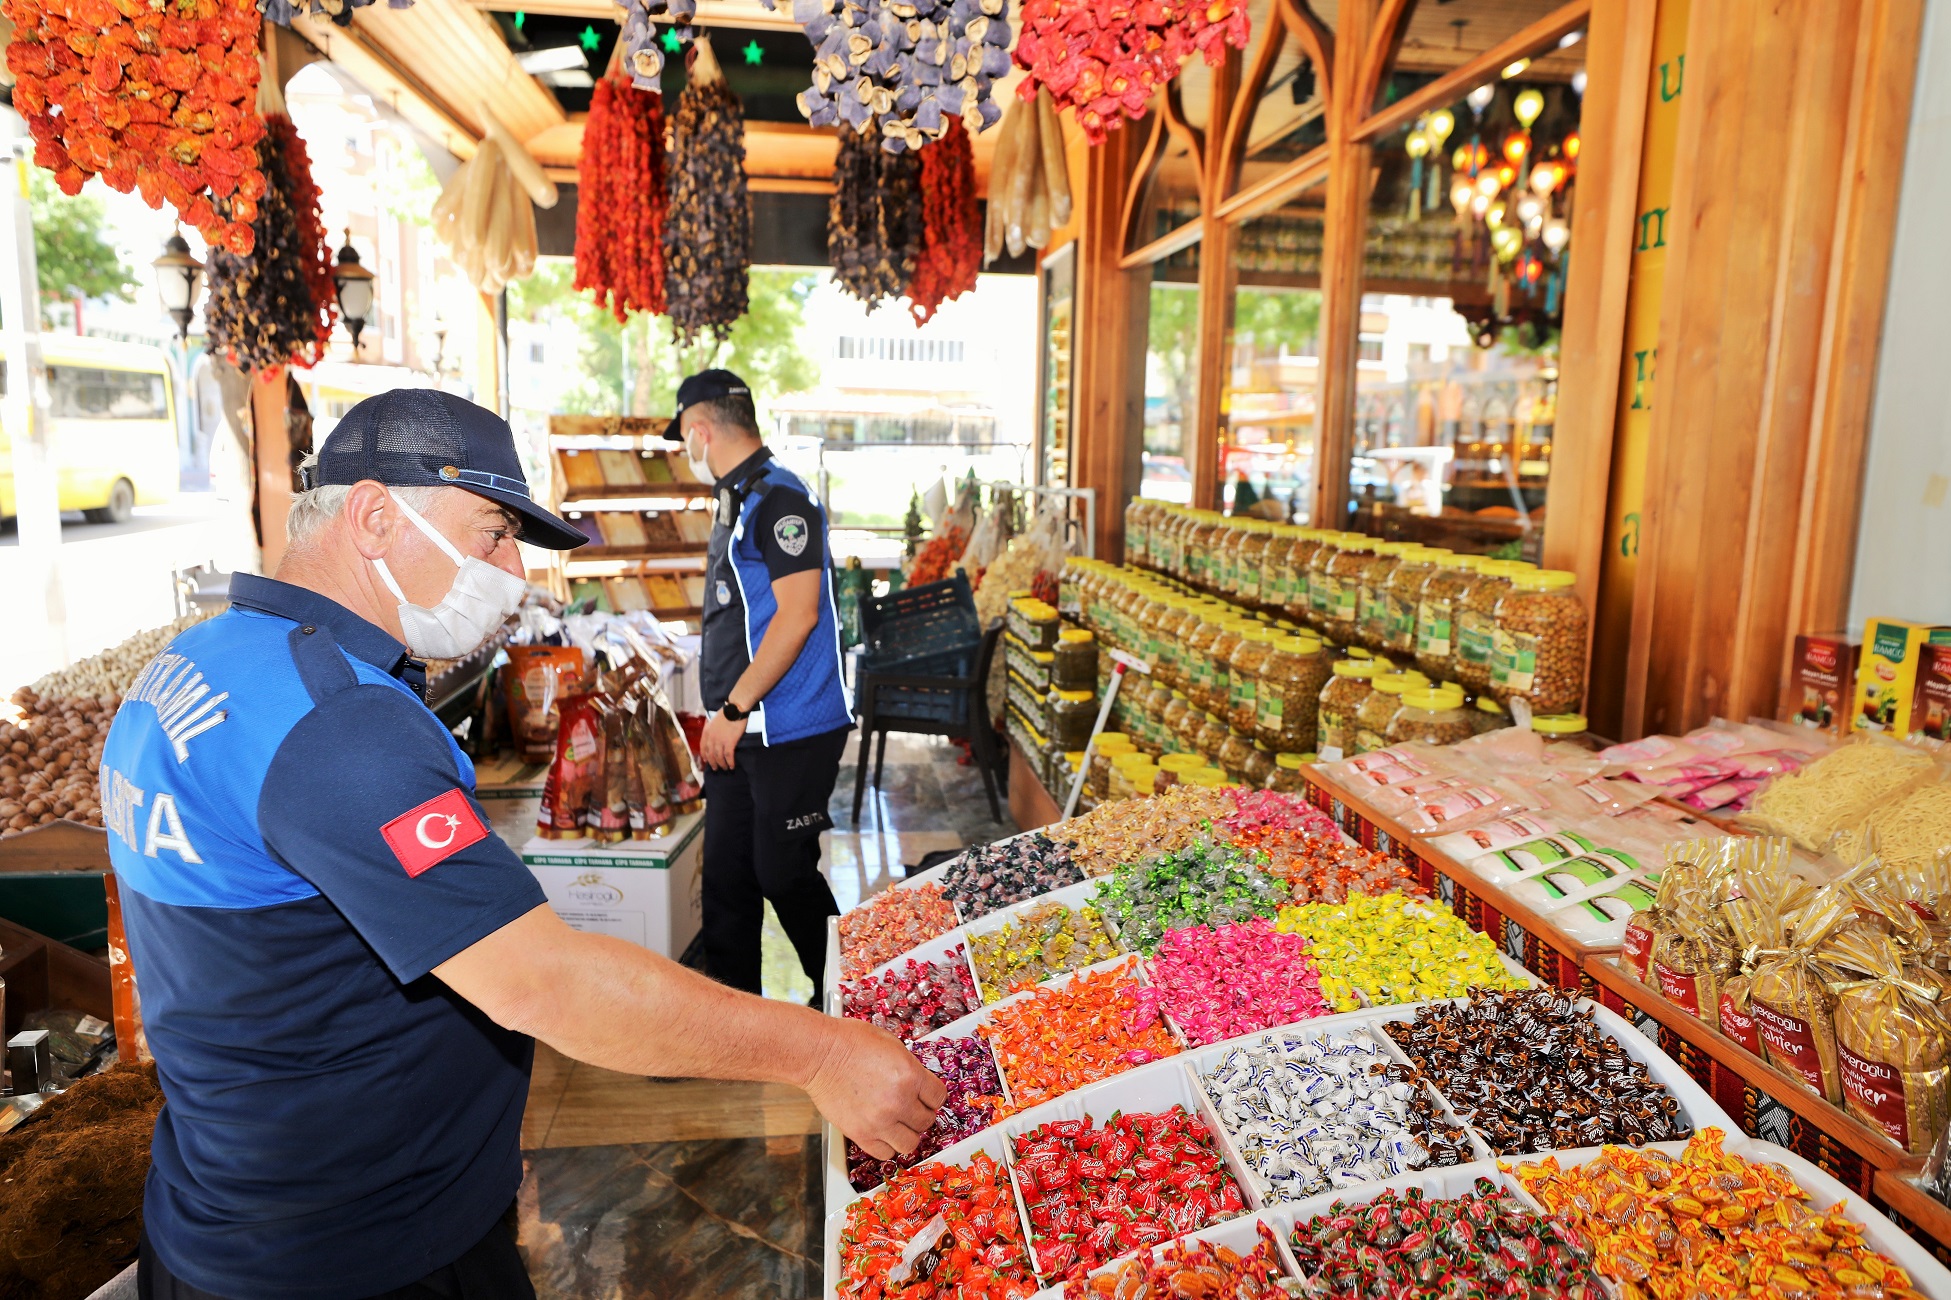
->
[804,1017,947,1160]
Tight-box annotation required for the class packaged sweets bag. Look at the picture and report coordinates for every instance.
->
[1829,929,1951,1155]
[1749,890,1862,1102]
[1650,891,1738,1030]
[504,644,586,764]
[538,692,603,839]
[1620,857,1695,984]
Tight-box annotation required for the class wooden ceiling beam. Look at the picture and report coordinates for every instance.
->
[458,0,806,30]
[290,16,484,156]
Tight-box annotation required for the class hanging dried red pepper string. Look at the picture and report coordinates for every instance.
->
[203,115,328,372]
[5,0,265,253]
[1012,0,1250,143]
[906,118,981,326]
[574,71,668,323]
[266,113,338,357]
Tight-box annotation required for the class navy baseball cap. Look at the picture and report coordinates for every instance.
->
[306,389,585,551]
[663,368,752,440]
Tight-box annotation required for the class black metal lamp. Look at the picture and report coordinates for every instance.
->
[151,229,204,341]
[332,229,377,354]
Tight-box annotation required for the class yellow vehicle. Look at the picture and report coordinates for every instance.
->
[1,336,179,524]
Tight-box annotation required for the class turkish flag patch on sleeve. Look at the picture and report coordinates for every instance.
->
[380,789,490,878]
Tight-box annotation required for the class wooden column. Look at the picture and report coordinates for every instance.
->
[1621,0,1923,736]
[1072,125,1148,562]
[1191,53,1243,511]
[251,369,292,576]
[1311,0,1378,531]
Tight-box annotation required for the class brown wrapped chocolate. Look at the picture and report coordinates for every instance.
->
[1829,929,1951,1155]
[1749,890,1860,1102]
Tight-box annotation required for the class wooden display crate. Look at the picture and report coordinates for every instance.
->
[1585,954,1919,1199]
[1298,767,1612,995]
[0,821,112,950]
[1872,1171,1951,1270]
[0,913,113,1044]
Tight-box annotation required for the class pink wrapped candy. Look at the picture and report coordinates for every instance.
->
[1219,788,1341,840]
[1147,917,1330,1047]
[840,946,979,1042]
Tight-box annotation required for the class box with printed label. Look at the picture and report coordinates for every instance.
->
[1851,619,1951,736]
[517,811,703,958]
[1784,632,1857,737]
[1909,641,1951,744]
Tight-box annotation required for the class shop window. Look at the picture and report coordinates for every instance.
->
[1228,0,1334,198]
[1126,116,1203,255]
[1345,44,1582,556]
[1140,246,1201,504]
[1220,177,1327,520]
[1381,0,1584,99]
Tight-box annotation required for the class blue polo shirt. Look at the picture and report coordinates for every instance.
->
[99,574,546,1299]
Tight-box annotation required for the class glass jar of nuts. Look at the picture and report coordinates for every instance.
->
[1491,569,1589,716]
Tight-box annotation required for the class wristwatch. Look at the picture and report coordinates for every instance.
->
[721,699,750,722]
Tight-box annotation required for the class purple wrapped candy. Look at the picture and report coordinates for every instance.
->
[939,833,1084,921]
[845,1035,1005,1191]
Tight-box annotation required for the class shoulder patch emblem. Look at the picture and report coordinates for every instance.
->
[773,514,810,557]
[380,789,488,878]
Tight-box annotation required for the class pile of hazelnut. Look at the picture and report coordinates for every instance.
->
[0,690,113,836]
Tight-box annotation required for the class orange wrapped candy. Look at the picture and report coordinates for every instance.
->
[978,960,1179,1112]
[836,1151,1037,1300]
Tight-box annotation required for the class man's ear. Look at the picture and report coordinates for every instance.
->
[343,480,397,560]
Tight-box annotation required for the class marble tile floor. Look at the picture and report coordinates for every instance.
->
[514,733,1014,1296]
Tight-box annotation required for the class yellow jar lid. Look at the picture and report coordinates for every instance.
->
[1063,751,1086,764]
[1435,552,1484,570]
[1532,713,1590,734]
[1171,689,1188,700]
[1475,695,1506,715]
[1276,752,1307,770]
[1054,689,1095,702]
[1159,753,1207,772]
[1096,732,1135,749]
[1371,673,1416,695]
[1253,740,1272,751]
[1008,589,1033,600]
[1346,646,1374,659]
[1188,768,1229,787]
[1372,541,1412,556]
[1511,568,1578,591]
[1332,659,1382,678]
[1114,751,1157,769]
[1402,688,1463,710]
[1059,629,1095,643]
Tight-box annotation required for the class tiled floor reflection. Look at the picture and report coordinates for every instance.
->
[516,728,1014,1296]
[517,1135,821,1300]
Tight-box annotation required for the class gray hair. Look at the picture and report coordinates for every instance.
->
[287,452,443,547]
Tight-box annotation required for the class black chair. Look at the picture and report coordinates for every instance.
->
[853,621,1007,825]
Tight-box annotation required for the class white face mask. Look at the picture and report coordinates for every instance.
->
[371,492,528,659]
[683,424,715,486]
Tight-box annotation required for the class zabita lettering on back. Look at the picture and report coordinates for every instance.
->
[123,651,229,761]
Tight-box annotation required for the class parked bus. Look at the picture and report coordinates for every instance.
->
[1,336,179,525]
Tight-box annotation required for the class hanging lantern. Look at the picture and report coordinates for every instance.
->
[1514,88,1545,129]
[1452,142,1488,173]
[1518,252,1545,285]
[1406,129,1431,161]
[1485,200,1507,228]
[1405,126,1432,221]
[1466,84,1495,117]
[1425,108,1456,151]
[1502,131,1531,166]
[1450,176,1474,217]
[1530,162,1557,196]
[1563,131,1582,161]
[1542,218,1571,253]
[1501,58,1531,79]
[1496,163,1518,190]
[1475,171,1502,198]
[1515,194,1542,226]
[1471,192,1492,217]
[1491,226,1523,261]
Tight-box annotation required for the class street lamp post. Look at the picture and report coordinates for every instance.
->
[332,230,376,357]
[151,229,205,341]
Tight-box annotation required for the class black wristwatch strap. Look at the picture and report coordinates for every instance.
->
[721,700,749,722]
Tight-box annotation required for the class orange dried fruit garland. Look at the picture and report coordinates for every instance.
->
[4,0,265,255]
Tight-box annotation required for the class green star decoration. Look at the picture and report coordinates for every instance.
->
[660,27,683,52]
[742,38,763,64]
[512,9,525,26]
[578,24,600,51]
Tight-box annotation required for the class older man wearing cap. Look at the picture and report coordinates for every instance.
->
[673,369,854,998]
[100,390,941,1300]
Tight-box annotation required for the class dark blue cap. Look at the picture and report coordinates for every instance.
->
[306,389,585,551]
[663,368,752,440]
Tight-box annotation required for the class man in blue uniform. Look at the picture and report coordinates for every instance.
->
[675,370,852,996]
[101,390,941,1300]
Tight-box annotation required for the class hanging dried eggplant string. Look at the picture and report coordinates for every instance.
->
[663,37,751,345]
[828,121,922,308]
[576,66,669,322]
[792,0,1009,147]
[204,116,327,373]
[906,118,979,324]
[265,109,337,358]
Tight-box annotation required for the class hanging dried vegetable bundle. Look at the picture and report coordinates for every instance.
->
[435,109,554,296]
[265,113,337,355]
[617,0,695,84]
[982,87,1070,263]
[793,0,1008,148]
[258,0,410,27]
[204,114,330,372]
[576,73,668,322]
[828,120,922,308]
[662,38,751,345]
[906,118,979,323]
[1013,0,1249,142]
[5,0,264,252]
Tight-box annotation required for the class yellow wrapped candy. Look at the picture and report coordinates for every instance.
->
[1275,891,1528,1008]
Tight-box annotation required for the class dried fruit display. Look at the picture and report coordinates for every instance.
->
[792,0,1008,148]
[2,689,113,837]
[616,0,694,85]
[204,115,332,372]
[983,87,1071,263]
[1013,0,1250,143]
[828,120,923,308]
[906,118,980,325]
[432,111,555,297]
[5,0,265,253]
[575,73,668,322]
[662,38,751,345]
[266,112,336,357]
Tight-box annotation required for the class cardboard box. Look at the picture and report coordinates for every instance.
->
[1785,632,1857,737]
[1909,642,1951,744]
[1852,619,1951,735]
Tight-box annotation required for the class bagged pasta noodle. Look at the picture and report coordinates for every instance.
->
[1715,840,1809,1056]
[1748,889,1862,1102]
[1829,929,1951,1155]
[1740,732,1936,852]
[1620,843,1729,983]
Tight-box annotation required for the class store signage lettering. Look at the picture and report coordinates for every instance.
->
[1630,348,1657,411]
[566,871,625,906]
[1660,54,1685,103]
[124,651,230,761]
[1636,208,1669,252]
[1619,512,1641,559]
[99,763,204,863]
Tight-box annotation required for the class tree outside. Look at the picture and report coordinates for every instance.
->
[28,169,135,316]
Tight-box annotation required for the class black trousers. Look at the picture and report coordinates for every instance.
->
[702,725,848,994]
[137,1205,533,1300]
